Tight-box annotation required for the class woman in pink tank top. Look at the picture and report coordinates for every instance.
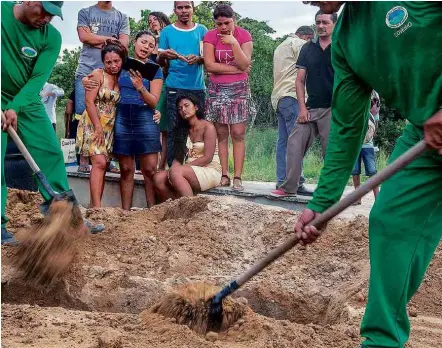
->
[203,4,255,191]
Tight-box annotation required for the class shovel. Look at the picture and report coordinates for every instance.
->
[2,112,85,285]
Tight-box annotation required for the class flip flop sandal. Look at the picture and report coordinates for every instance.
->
[220,174,231,187]
[108,162,120,174]
[232,176,244,192]
[78,164,90,173]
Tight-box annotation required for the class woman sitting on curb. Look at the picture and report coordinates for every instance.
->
[153,94,221,202]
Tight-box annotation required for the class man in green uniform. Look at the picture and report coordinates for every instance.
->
[295,2,442,347]
[1,1,103,245]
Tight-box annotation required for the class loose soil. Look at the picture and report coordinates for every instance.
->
[2,189,441,347]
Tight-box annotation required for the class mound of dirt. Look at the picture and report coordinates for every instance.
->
[2,191,441,347]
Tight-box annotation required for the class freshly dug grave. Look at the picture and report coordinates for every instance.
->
[2,189,441,347]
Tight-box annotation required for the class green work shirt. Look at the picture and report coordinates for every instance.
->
[1,1,62,114]
[308,1,442,213]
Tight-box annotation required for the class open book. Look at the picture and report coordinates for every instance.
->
[123,57,160,81]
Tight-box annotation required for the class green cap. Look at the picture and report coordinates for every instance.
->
[41,1,64,20]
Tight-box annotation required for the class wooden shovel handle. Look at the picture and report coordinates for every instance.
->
[235,140,427,287]
[1,111,41,174]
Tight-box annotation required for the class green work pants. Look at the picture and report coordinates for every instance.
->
[1,106,70,227]
[361,123,442,347]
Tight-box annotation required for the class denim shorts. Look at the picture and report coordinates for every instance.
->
[113,104,161,156]
[352,147,377,176]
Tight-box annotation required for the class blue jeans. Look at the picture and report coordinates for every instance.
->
[74,78,86,115]
[352,147,377,176]
[275,97,305,187]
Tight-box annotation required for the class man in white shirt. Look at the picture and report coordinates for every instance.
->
[40,82,64,131]
[271,26,314,193]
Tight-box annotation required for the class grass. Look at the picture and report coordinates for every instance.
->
[57,108,388,185]
[239,127,389,185]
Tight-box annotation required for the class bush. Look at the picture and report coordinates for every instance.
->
[374,117,406,154]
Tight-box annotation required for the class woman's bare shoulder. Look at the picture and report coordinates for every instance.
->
[90,69,104,80]
[202,120,216,131]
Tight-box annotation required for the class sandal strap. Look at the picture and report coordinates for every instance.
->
[233,176,242,181]
[222,174,230,179]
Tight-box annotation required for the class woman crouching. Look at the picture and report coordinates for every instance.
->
[153,94,221,201]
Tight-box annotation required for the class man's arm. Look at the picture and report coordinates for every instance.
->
[157,30,171,67]
[64,98,74,138]
[118,14,130,48]
[6,31,62,113]
[295,69,309,123]
[307,40,372,213]
[77,9,107,48]
[52,85,64,97]
[295,43,310,123]
[77,26,108,48]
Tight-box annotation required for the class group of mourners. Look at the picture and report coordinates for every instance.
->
[67,1,255,210]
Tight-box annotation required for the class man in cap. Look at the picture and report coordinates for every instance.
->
[295,2,442,347]
[1,1,103,245]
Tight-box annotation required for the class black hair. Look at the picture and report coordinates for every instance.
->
[101,40,128,62]
[134,30,157,45]
[148,11,171,34]
[213,4,234,19]
[174,1,194,9]
[295,26,314,36]
[176,94,204,120]
[315,10,338,23]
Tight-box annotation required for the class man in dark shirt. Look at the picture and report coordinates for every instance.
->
[272,10,336,197]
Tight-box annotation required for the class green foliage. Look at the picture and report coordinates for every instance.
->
[374,117,406,154]
[48,47,80,96]
[237,17,278,126]
[375,97,406,153]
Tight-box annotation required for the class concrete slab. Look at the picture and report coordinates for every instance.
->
[66,166,375,217]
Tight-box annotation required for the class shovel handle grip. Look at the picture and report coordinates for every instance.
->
[310,140,427,227]
[1,111,41,174]
[1,111,58,198]
[235,140,427,288]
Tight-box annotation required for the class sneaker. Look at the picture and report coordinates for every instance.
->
[1,227,18,245]
[296,184,314,197]
[40,201,104,235]
[270,189,296,198]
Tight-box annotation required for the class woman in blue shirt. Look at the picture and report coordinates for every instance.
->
[114,31,163,209]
